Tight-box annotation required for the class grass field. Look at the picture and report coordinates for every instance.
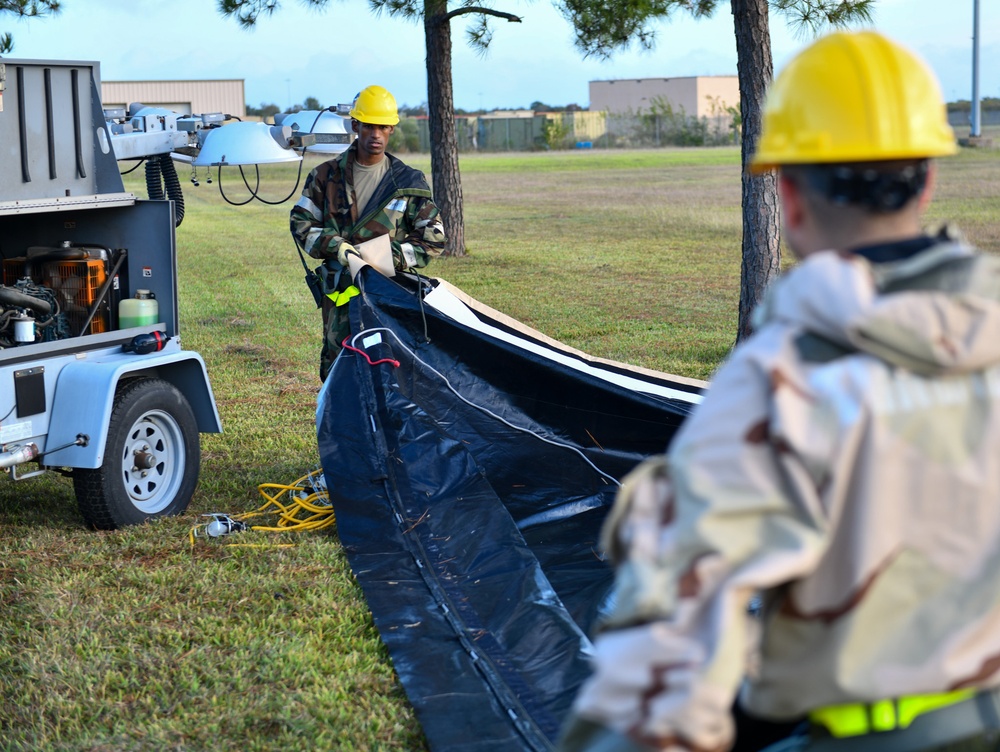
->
[1,142,998,751]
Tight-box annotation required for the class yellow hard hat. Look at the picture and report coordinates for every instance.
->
[751,31,956,172]
[349,85,400,126]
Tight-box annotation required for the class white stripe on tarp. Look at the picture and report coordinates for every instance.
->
[423,285,703,405]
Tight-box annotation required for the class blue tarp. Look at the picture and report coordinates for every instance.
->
[317,268,703,751]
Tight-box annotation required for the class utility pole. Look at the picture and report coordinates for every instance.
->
[971,0,981,138]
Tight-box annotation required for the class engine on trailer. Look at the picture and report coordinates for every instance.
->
[0,280,70,347]
[0,243,118,347]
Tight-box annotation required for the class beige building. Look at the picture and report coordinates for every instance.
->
[101,80,245,118]
[589,76,739,118]
[479,109,536,119]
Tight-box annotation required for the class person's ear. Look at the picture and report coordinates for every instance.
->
[778,172,805,231]
[777,171,814,259]
[918,161,937,213]
[351,119,360,135]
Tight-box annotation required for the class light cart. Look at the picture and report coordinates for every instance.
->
[0,58,222,529]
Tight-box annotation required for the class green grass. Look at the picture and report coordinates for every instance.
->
[453,146,743,173]
[2,143,999,751]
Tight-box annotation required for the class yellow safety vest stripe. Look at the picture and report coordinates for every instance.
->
[327,285,360,307]
[809,689,976,737]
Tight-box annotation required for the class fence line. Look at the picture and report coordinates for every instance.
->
[411,110,740,153]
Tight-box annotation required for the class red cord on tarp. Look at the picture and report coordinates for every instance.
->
[341,337,401,368]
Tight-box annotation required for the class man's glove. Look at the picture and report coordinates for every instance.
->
[402,242,423,269]
[337,242,359,267]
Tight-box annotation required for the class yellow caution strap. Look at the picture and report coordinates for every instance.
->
[810,689,976,737]
[327,285,360,307]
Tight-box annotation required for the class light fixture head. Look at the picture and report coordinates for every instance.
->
[274,109,353,154]
[192,122,302,166]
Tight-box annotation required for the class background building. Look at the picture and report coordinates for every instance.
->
[589,75,739,118]
[101,79,245,118]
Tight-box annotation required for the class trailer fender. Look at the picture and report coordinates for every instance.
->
[43,352,222,469]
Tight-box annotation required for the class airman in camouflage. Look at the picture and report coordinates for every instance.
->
[559,32,1000,752]
[290,85,445,381]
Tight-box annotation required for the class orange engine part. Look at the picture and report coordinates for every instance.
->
[42,259,109,334]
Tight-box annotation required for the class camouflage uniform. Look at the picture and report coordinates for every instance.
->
[560,232,1000,752]
[290,142,445,380]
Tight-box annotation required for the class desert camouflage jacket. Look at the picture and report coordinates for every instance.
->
[561,233,1000,752]
[290,143,445,284]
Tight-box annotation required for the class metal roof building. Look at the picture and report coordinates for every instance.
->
[101,79,246,118]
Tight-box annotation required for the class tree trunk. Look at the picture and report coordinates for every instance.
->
[424,1,466,257]
[732,0,780,343]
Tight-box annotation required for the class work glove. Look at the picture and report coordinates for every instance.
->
[336,242,359,267]
[399,242,418,269]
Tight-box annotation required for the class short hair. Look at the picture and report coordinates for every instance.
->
[782,160,930,214]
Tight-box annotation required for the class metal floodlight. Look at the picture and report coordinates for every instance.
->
[192,122,302,166]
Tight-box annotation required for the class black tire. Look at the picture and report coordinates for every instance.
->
[74,377,200,530]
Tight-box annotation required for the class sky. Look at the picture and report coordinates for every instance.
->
[7,0,998,118]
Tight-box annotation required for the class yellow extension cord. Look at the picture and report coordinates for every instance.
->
[188,469,334,546]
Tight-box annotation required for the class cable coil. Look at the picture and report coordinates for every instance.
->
[189,469,333,546]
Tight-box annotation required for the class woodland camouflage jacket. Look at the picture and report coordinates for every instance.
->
[561,234,1000,752]
[290,143,445,281]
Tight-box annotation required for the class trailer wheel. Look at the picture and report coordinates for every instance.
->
[74,377,200,530]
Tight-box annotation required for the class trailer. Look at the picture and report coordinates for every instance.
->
[0,58,223,529]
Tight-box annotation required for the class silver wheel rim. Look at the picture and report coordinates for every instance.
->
[119,408,186,514]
